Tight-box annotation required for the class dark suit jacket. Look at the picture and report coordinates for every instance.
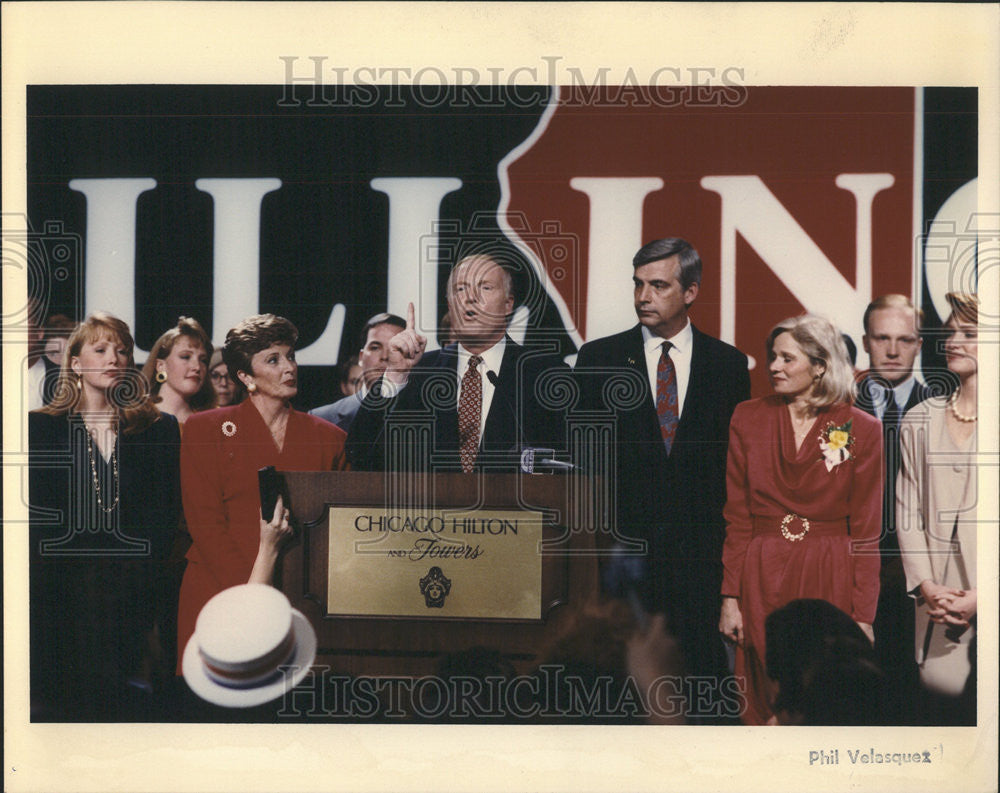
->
[29,410,181,561]
[573,324,750,665]
[310,392,363,432]
[346,337,568,472]
[855,374,931,553]
[28,410,181,719]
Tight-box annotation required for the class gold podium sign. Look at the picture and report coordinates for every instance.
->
[326,507,543,619]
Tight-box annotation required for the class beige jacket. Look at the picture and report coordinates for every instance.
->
[895,398,976,694]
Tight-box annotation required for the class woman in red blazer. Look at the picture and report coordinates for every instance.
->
[176,314,347,671]
[718,314,883,725]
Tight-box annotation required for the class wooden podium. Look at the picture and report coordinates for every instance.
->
[278,471,598,678]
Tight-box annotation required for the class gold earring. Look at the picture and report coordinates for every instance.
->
[155,370,167,383]
[76,374,82,390]
[247,382,257,393]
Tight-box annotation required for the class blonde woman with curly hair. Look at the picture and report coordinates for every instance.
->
[718,314,883,725]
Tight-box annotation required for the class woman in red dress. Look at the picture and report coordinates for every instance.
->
[718,314,883,725]
[176,314,347,671]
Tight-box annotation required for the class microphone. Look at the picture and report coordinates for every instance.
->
[488,369,577,473]
[519,447,578,474]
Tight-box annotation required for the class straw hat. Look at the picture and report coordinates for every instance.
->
[182,584,316,708]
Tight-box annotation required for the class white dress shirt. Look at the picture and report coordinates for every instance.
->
[872,375,917,420]
[642,321,693,418]
[377,337,507,447]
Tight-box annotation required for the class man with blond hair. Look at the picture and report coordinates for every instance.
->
[346,249,567,472]
[857,293,930,724]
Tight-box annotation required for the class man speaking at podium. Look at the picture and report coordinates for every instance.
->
[346,251,567,473]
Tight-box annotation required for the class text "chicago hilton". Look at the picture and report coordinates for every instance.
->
[354,515,520,535]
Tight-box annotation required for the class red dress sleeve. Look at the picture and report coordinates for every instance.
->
[721,401,754,597]
[320,418,349,472]
[180,412,257,591]
[295,412,349,472]
[847,410,883,623]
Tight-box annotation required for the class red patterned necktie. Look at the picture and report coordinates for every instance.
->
[656,341,679,456]
[458,355,483,473]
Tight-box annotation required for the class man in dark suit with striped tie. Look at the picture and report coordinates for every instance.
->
[346,251,567,473]
[856,293,931,723]
[573,238,750,721]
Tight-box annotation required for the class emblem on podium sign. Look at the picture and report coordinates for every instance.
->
[419,566,451,608]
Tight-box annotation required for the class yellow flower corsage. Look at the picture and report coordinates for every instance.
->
[819,420,854,471]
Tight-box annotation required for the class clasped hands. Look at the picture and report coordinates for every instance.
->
[920,580,976,628]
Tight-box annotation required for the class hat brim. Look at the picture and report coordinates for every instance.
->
[182,608,317,708]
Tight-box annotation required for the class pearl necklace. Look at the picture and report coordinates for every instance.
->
[85,425,120,513]
[948,388,977,423]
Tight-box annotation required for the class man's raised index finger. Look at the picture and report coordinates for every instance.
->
[406,301,416,330]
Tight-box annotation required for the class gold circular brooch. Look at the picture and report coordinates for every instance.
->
[780,513,810,542]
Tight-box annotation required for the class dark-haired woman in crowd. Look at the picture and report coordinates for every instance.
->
[29,312,181,720]
[897,293,978,725]
[142,316,216,427]
[208,348,246,407]
[718,314,883,725]
[176,314,347,671]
